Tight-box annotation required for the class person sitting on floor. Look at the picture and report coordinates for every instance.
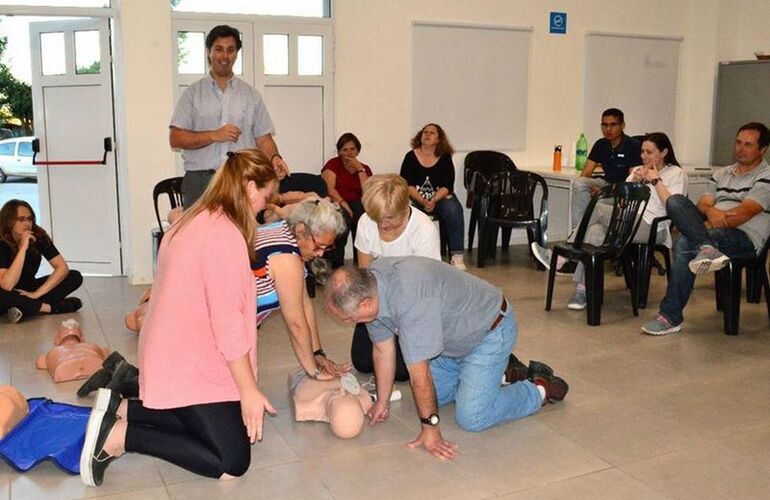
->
[640,122,770,335]
[0,200,83,324]
[532,132,686,310]
[350,174,441,382]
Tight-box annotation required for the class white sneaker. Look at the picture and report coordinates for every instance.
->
[451,255,467,271]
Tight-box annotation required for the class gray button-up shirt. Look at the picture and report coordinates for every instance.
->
[366,256,505,365]
[170,73,275,172]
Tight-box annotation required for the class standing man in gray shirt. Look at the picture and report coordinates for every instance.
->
[170,25,291,207]
[324,257,568,460]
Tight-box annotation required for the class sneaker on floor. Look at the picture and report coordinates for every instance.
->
[52,297,83,315]
[450,255,467,271]
[80,389,121,487]
[688,245,730,275]
[567,291,587,310]
[532,374,569,404]
[7,307,23,324]
[641,314,683,336]
[504,354,529,384]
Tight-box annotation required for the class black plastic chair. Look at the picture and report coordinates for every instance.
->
[545,182,650,326]
[714,236,770,335]
[476,170,548,268]
[463,151,517,251]
[623,215,672,309]
[153,176,184,238]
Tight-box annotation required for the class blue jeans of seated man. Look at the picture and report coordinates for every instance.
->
[659,195,756,325]
[430,309,542,432]
[570,177,609,231]
[429,195,465,255]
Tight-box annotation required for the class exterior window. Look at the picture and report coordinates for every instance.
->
[297,35,322,75]
[40,32,66,76]
[170,0,328,17]
[75,30,100,74]
[263,34,288,75]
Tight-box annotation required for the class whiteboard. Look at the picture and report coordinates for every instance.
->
[583,33,681,144]
[412,22,531,151]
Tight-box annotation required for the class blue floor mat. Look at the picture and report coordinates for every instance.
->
[0,398,90,474]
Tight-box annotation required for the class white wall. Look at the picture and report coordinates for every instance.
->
[108,0,770,283]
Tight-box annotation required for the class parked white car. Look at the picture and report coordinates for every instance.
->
[0,137,36,182]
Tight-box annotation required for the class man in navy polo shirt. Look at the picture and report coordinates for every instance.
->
[570,108,643,231]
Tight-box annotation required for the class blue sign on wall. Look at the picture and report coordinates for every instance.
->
[550,12,567,35]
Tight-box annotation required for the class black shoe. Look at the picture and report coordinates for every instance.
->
[106,362,139,399]
[52,297,83,314]
[527,360,554,381]
[533,374,569,404]
[77,368,113,398]
[80,389,121,486]
[102,351,126,372]
[504,354,529,384]
[7,307,23,324]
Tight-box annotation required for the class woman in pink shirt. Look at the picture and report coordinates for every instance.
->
[80,149,278,487]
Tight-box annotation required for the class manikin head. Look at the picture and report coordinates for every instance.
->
[328,394,366,439]
[54,319,84,346]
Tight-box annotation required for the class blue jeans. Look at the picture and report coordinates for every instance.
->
[659,195,756,325]
[431,195,465,255]
[430,309,542,432]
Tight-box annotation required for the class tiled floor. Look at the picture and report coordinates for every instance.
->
[2,246,770,499]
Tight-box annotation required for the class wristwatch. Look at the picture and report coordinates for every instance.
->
[650,178,660,186]
[313,348,327,358]
[420,413,440,426]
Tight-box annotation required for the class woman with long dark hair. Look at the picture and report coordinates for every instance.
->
[0,200,82,323]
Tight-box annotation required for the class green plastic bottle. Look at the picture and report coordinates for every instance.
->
[575,133,588,171]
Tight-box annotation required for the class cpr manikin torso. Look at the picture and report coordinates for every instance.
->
[290,370,372,439]
[0,386,28,438]
[35,319,110,382]
[124,288,151,333]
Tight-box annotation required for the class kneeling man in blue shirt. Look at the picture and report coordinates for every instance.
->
[325,256,568,460]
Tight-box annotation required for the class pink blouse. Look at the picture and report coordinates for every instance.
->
[138,209,257,409]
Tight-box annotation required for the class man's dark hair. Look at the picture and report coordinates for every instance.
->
[601,108,625,124]
[205,25,242,51]
[738,122,770,149]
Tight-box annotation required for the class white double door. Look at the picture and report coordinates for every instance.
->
[30,18,121,275]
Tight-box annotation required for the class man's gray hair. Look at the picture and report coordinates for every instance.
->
[286,199,346,237]
[325,266,378,315]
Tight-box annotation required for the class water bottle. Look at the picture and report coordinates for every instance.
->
[552,145,562,172]
[575,133,588,171]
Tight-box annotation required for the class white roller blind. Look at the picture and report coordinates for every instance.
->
[584,33,681,143]
[412,22,531,151]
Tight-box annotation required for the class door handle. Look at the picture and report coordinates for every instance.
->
[31,137,113,166]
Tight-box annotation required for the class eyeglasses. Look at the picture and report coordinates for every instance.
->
[15,216,34,223]
[310,233,335,252]
[600,122,622,128]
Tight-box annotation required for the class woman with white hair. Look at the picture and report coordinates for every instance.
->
[254,198,351,379]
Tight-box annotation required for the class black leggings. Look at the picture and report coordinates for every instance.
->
[125,400,250,479]
[0,270,82,316]
[350,323,410,381]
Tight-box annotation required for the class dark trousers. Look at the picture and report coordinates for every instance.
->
[181,170,215,209]
[125,400,250,479]
[659,195,756,325]
[0,270,83,316]
[329,200,364,268]
[350,323,410,381]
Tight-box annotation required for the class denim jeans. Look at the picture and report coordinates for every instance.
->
[659,194,756,325]
[570,177,609,230]
[431,195,465,255]
[430,308,542,432]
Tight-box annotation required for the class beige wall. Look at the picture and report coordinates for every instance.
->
[113,0,769,283]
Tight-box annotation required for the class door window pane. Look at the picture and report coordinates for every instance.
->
[177,31,205,74]
[40,32,66,76]
[75,30,100,74]
[263,34,288,75]
[170,0,328,17]
[298,35,322,75]
[0,1,109,6]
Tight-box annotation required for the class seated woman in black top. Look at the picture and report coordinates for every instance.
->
[0,200,83,323]
[399,123,466,270]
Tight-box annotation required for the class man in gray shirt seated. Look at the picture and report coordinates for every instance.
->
[170,25,290,207]
[325,256,568,460]
[642,122,770,336]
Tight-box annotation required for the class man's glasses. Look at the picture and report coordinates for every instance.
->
[15,216,34,223]
[311,233,335,252]
[600,122,622,128]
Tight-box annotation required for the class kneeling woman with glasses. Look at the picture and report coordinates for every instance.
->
[254,198,351,379]
[0,199,83,323]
